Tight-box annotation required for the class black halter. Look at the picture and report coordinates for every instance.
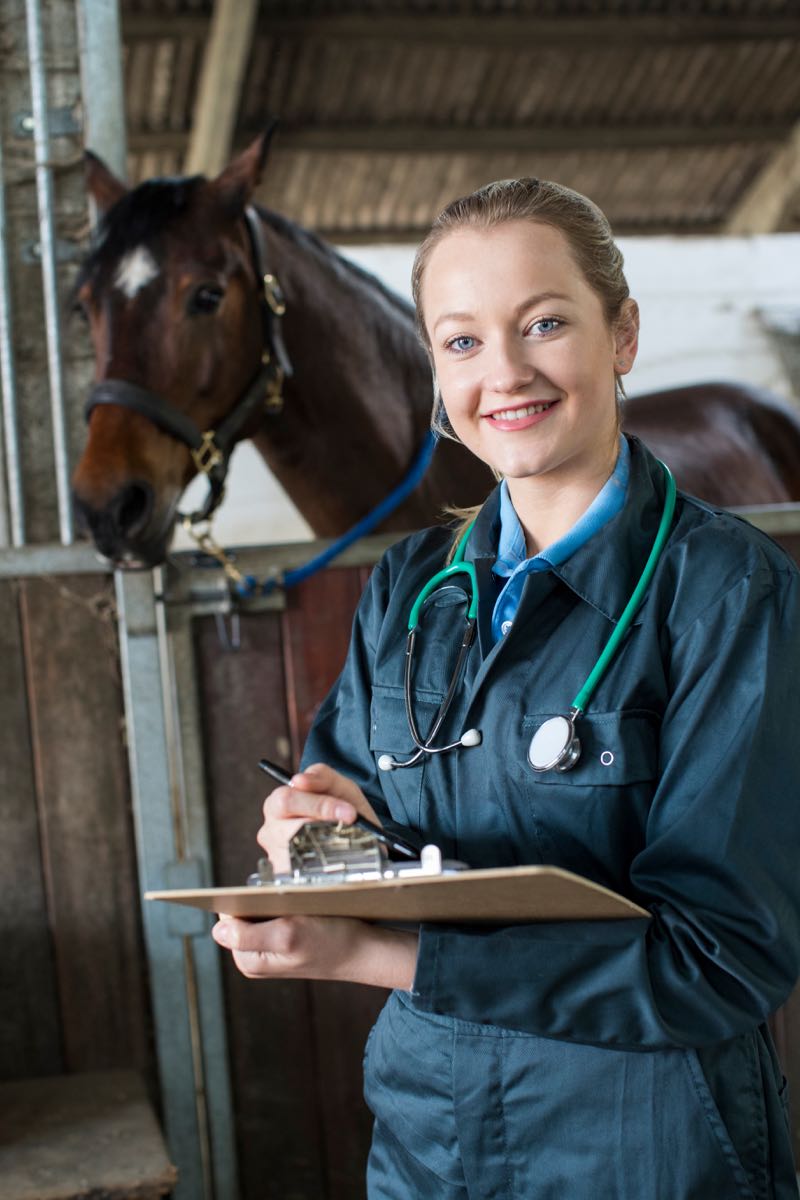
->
[84,207,294,524]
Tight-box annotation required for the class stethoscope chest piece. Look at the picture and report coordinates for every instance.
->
[528,713,582,773]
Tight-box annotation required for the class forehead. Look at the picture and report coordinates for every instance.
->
[422,221,590,313]
[75,176,205,298]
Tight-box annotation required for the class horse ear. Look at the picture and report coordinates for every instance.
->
[84,150,128,214]
[212,123,278,214]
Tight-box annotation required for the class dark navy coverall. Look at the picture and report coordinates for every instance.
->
[302,436,800,1200]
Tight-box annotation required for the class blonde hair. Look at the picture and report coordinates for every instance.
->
[411,178,631,549]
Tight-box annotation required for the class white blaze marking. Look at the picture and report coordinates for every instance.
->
[114,246,159,298]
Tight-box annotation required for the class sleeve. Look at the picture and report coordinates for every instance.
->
[411,563,800,1049]
[299,560,410,843]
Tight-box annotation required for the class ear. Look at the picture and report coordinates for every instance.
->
[613,299,639,376]
[84,150,128,214]
[212,122,278,215]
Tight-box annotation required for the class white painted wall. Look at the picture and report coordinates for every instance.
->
[173,234,800,550]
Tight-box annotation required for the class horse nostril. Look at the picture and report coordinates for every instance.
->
[112,481,154,538]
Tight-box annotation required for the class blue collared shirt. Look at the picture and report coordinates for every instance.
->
[491,436,630,642]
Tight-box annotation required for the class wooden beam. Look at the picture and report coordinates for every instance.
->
[725,121,800,234]
[130,121,790,157]
[183,0,259,177]
[122,12,800,46]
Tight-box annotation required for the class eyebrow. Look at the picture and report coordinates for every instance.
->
[432,291,573,334]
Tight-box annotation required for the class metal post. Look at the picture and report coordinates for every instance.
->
[0,118,24,546]
[76,0,128,176]
[23,0,73,545]
[115,568,240,1200]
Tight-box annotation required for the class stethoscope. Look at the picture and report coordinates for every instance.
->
[378,460,676,775]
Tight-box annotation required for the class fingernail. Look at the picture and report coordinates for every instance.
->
[334,803,355,822]
[213,921,232,947]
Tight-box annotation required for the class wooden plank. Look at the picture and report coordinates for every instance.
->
[18,575,150,1075]
[0,579,62,1079]
[725,121,800,234]
[282,568,385,1200]
[194,608,327,1200]
[122,12,800,46]
[131,120,793,157]
[183,0,259,176]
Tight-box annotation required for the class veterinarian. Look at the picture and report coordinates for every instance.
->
[213,178,800,1198]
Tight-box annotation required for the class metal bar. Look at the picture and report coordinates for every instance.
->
[0,110,24,547]
[76,0,128,177]
[2,505,800,580]
[114,568,215,1200]
[24,0,73,544]
[159,595,240,1200]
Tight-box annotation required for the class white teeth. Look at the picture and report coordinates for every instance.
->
[491,401,554,421]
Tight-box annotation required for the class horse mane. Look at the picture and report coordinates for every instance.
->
[258,205,417,327]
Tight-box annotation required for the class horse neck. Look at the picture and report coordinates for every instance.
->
[249,212,434,535]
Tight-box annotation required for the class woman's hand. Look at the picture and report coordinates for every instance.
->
[212,914,419,991]
[257,761,382,874]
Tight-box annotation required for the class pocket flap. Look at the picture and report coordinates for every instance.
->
[369,687,444,755]
[521,709,659,785]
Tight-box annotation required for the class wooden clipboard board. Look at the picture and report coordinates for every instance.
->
[146,865,648,923]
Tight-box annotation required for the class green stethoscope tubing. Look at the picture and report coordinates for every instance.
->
[572,460,676,714]
[406,457,676,724]
[408,519,479,629]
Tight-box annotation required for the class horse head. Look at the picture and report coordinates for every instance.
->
[72,130,281,567]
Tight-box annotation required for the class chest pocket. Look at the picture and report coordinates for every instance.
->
[521,709,659,786]
[510,709,660,881]
[369,686,444,828]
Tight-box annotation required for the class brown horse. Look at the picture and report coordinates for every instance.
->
[72,132,800,568]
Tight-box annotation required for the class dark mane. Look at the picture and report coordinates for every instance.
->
[74,176,205,294]
[259,205,418,328]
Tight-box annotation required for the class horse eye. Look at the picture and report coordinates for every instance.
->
[189,284,225,315]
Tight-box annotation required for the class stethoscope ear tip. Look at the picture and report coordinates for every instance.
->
[377,754,395,772]
[460,728,481,747]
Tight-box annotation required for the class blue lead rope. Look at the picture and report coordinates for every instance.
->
[239,430,439,597]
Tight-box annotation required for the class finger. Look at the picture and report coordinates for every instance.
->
[290,763,381,824]
[264,781,357,824]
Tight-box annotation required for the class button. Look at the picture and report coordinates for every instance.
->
[501,620,513,635]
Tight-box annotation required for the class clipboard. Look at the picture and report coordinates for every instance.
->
[146,865,648,923]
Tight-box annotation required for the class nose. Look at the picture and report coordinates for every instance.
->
[485,334,535,394]
[73,479,155,556]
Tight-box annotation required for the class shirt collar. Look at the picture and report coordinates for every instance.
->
[466,435,674,623]
[493,435,630,578]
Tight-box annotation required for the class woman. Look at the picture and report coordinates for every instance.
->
[213,179,800,1198]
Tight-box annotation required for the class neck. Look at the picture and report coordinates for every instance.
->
[506,436,620,556]
[250,212,433,534]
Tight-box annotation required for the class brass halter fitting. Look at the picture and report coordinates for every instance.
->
[261,351,285,414]
[263,273,286,316]
[191,430,225,475]
[181,517,245,588]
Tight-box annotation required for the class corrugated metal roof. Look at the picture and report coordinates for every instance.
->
[119,0,800,238]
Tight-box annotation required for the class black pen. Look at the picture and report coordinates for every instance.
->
[257,756,421,860]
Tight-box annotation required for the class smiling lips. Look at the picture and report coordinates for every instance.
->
[483,399,559,430]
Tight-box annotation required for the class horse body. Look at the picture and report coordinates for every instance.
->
[71,134,800,569]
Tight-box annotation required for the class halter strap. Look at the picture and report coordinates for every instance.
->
[83,205,293,524]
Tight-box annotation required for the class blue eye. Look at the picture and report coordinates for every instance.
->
[445,335,476,353]
[530,317,561,336]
